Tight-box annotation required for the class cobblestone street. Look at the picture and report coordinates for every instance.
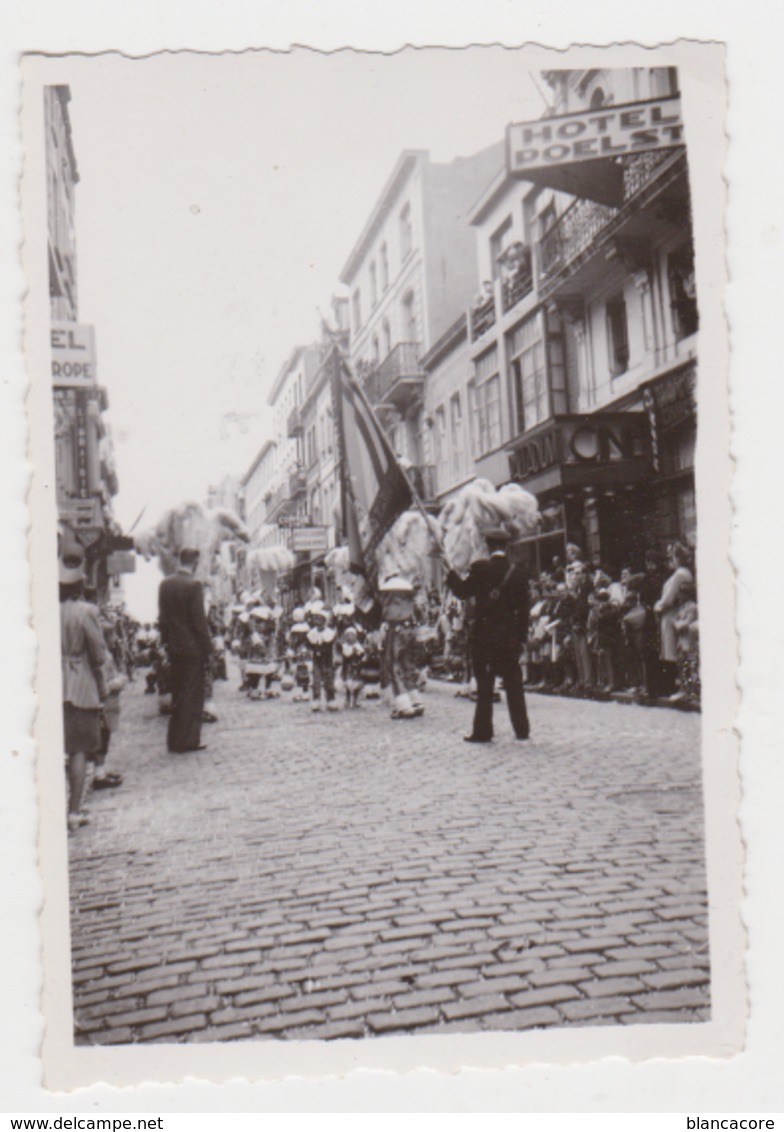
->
[69,667,709,1045]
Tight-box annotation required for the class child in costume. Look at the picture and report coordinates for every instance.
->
[307,602,339,712]
[380,575,424,719]
[340,625,365,709]
[289,607,311,701]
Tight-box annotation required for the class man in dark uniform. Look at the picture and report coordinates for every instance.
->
[447,527,530,743]
[158,547,213,753]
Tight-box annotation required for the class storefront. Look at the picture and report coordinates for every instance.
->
[507,410,653,574]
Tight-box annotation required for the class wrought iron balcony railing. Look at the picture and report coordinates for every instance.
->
[470,296,496,341]
[539,149,676,280]
[365,342,423,406]
[288,467,307,497]
[502,265,534,314]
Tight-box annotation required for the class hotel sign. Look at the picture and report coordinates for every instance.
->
[51,322,97,386]
[507,96,683,177]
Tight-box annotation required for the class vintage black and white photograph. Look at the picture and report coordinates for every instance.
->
[22,43,740,1087]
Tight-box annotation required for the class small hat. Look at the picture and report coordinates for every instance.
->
[380,574,414,593]
[59,550,85,585]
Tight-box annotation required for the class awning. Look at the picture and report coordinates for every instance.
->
[518,159,625,208]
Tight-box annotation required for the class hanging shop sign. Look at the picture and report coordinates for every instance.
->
[643,363,697,473]
[51,322,97,386]
[509,413,650,490]
[290,526,329,554]
[106,551,137,575]
[58,497,103,531]
[507,97,683,175]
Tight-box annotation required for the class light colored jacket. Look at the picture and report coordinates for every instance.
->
[61,599,107,709]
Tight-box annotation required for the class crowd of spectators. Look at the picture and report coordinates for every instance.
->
[524,541,699,708]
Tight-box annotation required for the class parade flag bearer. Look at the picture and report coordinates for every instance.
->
[447,527,531,744]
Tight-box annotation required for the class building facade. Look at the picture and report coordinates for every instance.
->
[462,65,696,575]
[339,145,503,507]
[46,85,122,595]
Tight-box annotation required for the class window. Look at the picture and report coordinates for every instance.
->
[606,293,629,377]
[668,241,699,340]
[307,426,319,468]
[402,290,417,341]
[509,309,567,433]
[369,261,377,307]
[510,311,548,433]
[539,201,557,240]
[434,406,447,470]
[467,380,478,457]
[352,288,362,332]
[380,242,389,290]
[382,318,392,358]
[371,335,380,364]
[399,202,413,260]
[490,216,513,280]
[474,347,502,455]
[449,393,464,479]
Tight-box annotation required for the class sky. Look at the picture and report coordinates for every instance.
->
[61,48,546,615]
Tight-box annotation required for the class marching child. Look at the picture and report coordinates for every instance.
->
[289,609,312,701]
[340,625,365,709]
[307,602,339,712]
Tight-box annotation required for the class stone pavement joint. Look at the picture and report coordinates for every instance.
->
[70,670,709,1044]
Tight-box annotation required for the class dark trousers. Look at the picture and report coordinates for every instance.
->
[471,636,529,740]
[167,653,205,752]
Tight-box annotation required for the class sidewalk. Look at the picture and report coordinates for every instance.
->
[69,665,709,1044]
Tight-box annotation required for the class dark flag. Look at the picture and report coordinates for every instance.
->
[330,347,413,586]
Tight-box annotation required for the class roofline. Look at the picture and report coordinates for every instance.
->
[468,158,540,227]
[421,314,468,371]
[241,437,277,486]
[267,345,306,406]
[338,150,428,284]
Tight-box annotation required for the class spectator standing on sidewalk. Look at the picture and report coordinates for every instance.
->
[655,542,695,698]
[60,550,107,832]
[92,620,126,790]
[158,546,213,753]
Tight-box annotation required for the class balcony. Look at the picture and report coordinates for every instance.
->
[538,149,684,289]
[288,467,307,497]
[287,406,303,438]
[470,296,496,341]
[264,482,291,521]
[365,342,423,410]
[501,263,534,314]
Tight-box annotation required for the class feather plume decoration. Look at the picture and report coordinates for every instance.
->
[135,500,249,579]
[376,510,440,588]
[247,546,296,573]
[439,479,539,574]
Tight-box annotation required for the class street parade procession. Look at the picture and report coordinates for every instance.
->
[41,56,719,1054]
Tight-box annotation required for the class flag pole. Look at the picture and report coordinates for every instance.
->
[323,317,454,575]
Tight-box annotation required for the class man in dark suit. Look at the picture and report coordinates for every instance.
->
[447,527,530,743]
[158,547,213,753]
